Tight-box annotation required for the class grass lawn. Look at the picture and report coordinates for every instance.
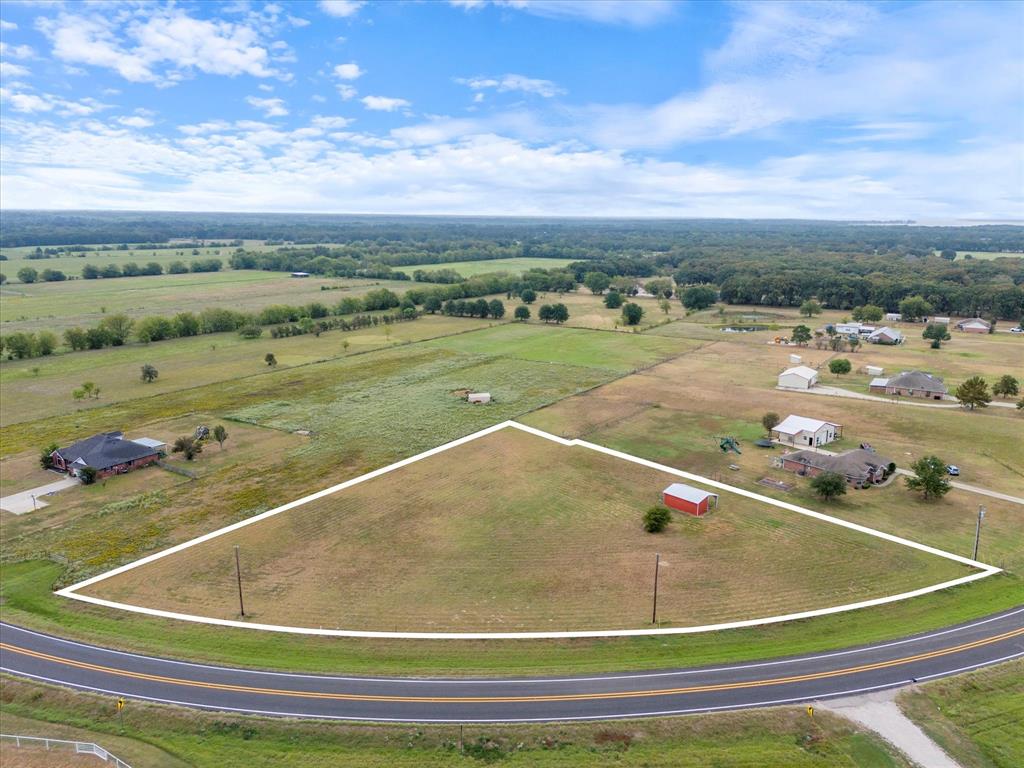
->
[424,322,685,372]
[0,315,495,426]
[0,679,911,768]
[897,660,1024,768]
[83,427,968,633]
[0,271,410,335]
[401,257,576,277]
[933,250,1024,261]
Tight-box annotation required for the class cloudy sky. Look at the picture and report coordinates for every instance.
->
[1,0,1022,219]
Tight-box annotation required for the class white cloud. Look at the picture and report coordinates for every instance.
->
[118,115,155,128]
[333,62,363,80]
[449,1,675,26]
[336,83,357,100]
[1,61,31,79]
[830,122,936,144]
[0,42,35,59]
[311,115,353,130]
[257,83,274,92]
[361,95,411,112]
[36,8,280,85]
[319,1,365,18]
[246,96,288,117]
[0,87,108,116]
[288,15,311,27]
[3,117,1019,219]
[0,20,17,31]
[457,73,564,98]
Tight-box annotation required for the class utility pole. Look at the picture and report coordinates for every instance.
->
[234,545,246,617]
[973,506,986,561]
[651,553,661,624]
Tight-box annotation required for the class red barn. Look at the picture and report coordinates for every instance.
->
[662,483,719,517]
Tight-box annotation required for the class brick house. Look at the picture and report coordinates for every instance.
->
[781,448,894,488]
[51,432,161,479]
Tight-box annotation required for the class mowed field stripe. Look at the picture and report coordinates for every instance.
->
[3,627,1021,704]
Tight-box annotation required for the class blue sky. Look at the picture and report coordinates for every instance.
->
[1,0,1022,219]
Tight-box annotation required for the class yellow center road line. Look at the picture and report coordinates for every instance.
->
[2,627,1022,705]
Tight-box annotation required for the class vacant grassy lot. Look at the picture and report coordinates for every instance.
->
[0,272,410,335]
[933,250,1024,261]
[1,679,911,768]
[898,660,1023,768]
[401,257,576,276]
[85,427,967,632]
[0,315,494,425]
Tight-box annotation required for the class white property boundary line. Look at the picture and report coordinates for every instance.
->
[58,421,1001,640]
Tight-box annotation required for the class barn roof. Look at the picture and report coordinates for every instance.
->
[773,414,841,435]
[663,483,718,504]
[780,365,818,380]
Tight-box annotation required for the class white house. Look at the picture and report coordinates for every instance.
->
[778,365,819,390]
[956,318,991,334]
[884,312,902,322]
[772,415,843,447]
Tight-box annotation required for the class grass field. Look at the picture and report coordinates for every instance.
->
[0,679,911,767]
[898,660,1024,768]
[1,305,1021,676]
[526,332,1024,497]
[83,427,968,633]
[0,314,495,425]
[401,257,576,276]
[0,272,410,335]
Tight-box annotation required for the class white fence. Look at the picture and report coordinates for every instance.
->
[1,734,132,767]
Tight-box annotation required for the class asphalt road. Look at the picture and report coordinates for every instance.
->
[2,608,1022,723]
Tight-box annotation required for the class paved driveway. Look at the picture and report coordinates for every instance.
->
[0,476,80,515]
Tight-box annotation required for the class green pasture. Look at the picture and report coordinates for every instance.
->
[0,682,910,768]
[899,660,1024,768]
[0,272,410,334]
[0,315,495,426]
[424,322,685,371]
[401,257,576,277]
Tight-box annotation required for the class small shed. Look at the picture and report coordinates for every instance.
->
[290,271,311,278]
[933,316,951,325]
[467,392,491,404]
[865,365,884,377]
[789,353,802,365]
[662,483,719,517]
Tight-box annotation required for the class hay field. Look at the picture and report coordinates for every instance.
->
[84,427,967,633]
[0,272,410,334]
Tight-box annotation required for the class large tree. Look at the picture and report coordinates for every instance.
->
[898,295,933,322]
[799,299,823,318]
[583,271,611,295]
[680,285,717,311]
[992,374,1019,398]
[514,305,530,321]
[140,364,159,383]
[213,424,229,450]
[810,471,847,501]
[905,456,952,500]
[761,412,780,436]
[955,376,991,409]
[851,304,884,323]
[98,314,135,346]
[172,435,202,461]
[791,325,812,345]
[621,302,644,325]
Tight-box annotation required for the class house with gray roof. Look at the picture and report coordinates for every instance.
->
[868,370,947,400]
[51,432,161,478]
[781,448,894,487]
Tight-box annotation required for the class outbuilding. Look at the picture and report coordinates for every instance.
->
[956,317,991,334]
[771,415,842,447]
[777,365,818,390]
[290,271,311,278]
[662,483,719,517]
[865,365,884,376]
[867,326,903,345]
[467,392,491,404]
